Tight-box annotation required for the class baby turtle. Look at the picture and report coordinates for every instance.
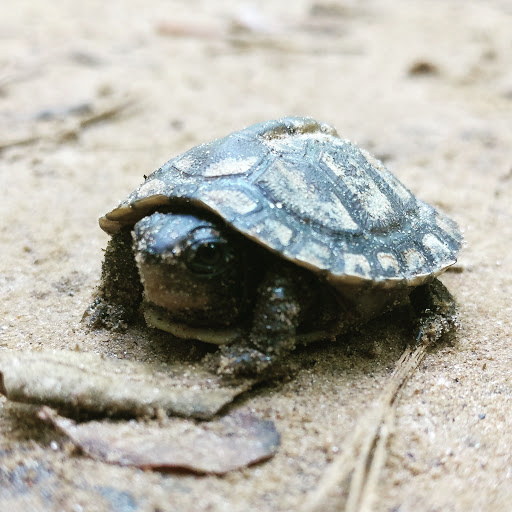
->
[84,117,462,375]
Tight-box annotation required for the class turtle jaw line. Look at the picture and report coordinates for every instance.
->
[142,301,241,345]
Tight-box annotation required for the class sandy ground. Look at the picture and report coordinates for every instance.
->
[1,0,512,510]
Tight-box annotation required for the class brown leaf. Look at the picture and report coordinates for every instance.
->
[38,407,280,474]
[0,350,253,419]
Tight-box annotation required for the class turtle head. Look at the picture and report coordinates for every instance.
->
[133,211,253,344]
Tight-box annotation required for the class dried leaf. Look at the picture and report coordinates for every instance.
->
[38,407,280,474]
[0,350,253,419]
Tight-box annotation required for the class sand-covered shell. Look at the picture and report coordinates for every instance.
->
[100,117,462,287]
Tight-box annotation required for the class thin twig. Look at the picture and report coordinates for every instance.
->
[0,96,136,154]
[302,344,429,512]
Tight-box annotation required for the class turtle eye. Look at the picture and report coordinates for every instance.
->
[185,236,233,276]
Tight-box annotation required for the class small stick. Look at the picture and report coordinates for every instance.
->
[301,344,428,512]
[0,96,136,153]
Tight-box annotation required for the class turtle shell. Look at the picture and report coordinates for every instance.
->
[100,117,462,287]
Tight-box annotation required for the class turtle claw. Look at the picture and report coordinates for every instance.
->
[207,346,273,377]
[410,278,458,345]
[82,297,130,331]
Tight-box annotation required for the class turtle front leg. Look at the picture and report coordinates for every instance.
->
[215,270,301,377]
[409,277,458,345]
[82,228,143,330]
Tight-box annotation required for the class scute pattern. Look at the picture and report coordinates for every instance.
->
[101,117,463,285]
[257,159,360,233]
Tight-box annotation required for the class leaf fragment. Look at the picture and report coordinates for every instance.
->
[0,350,253,419]
[38,407,280,474]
